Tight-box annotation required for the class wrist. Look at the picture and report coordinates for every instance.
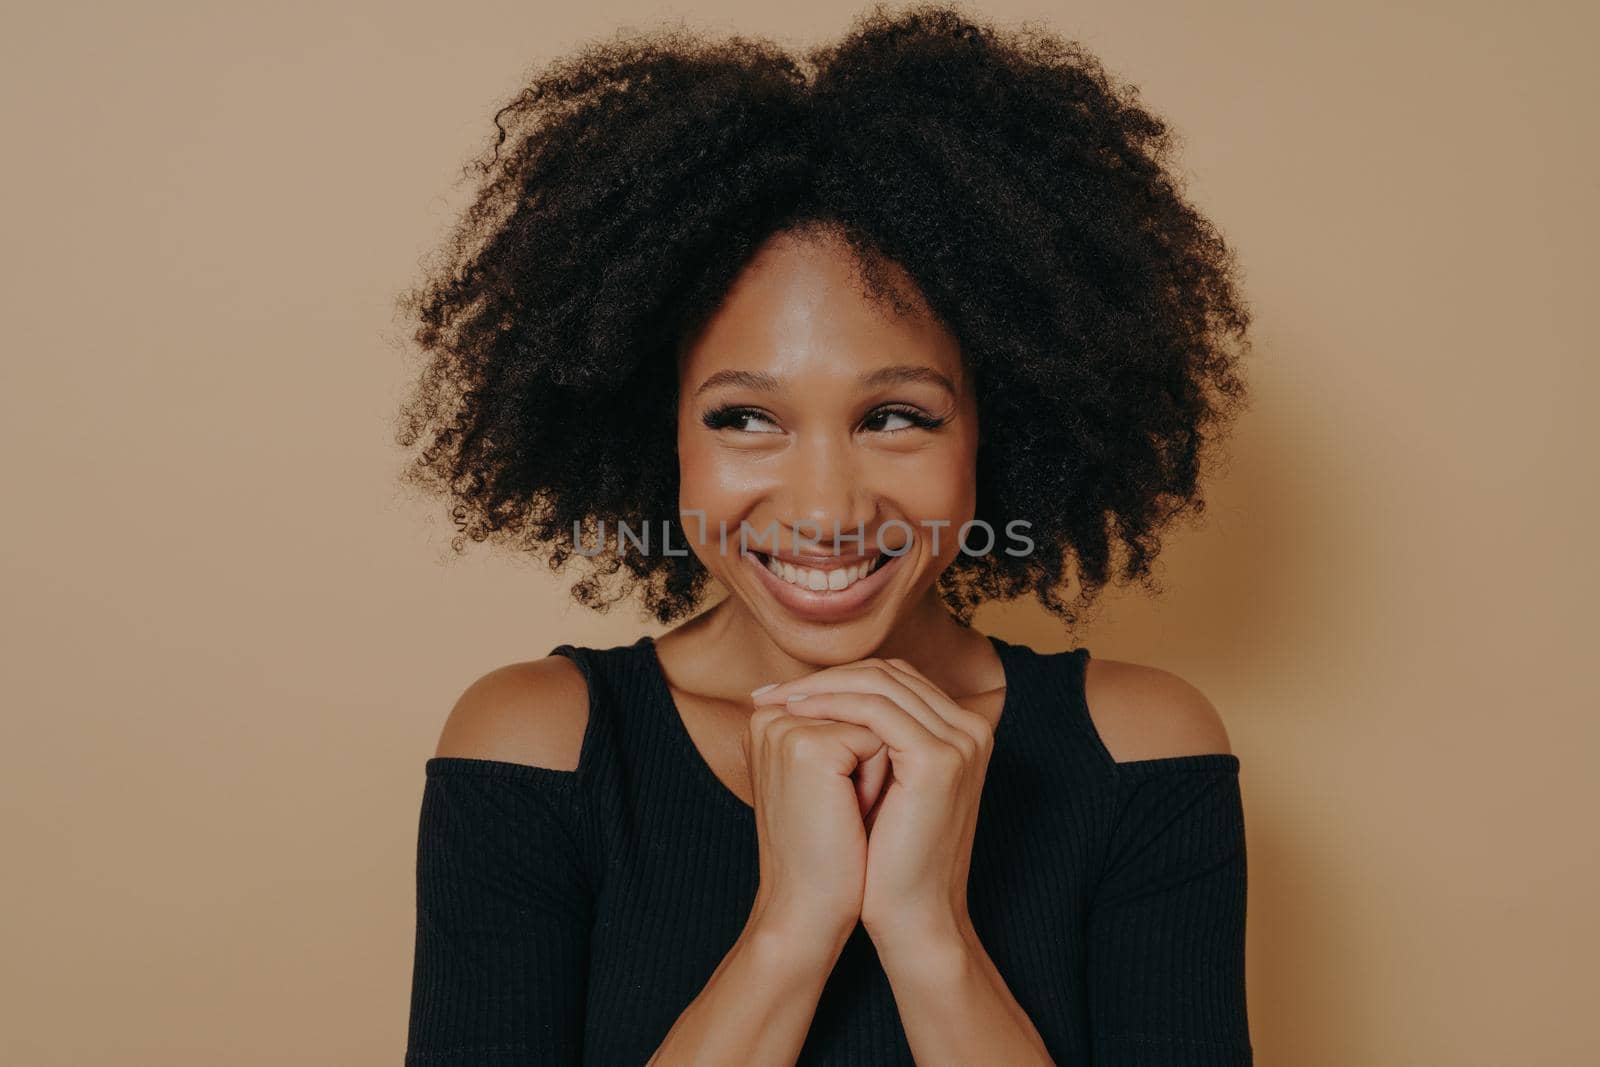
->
[863,901,975,971]
[744,899,855,974]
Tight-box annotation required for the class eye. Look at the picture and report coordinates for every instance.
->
[860,404,947,434]
[700,405,783,434]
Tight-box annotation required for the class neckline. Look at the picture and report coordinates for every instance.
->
[637,632,1020,819]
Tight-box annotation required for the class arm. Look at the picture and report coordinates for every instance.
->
[646,908,851,1066]
[419,658,858,1066]
[650,699,887,1065]
[406,660,596,1065]
[405,760,592,1064]
[1085,758,1253,1065]
[873,917,1054,1066]
[1080,664,1252,1064]
[864,659,1249,1066]
[751,656,1057,1065]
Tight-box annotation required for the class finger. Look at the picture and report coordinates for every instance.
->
[752,662,889,704]
[880,655,933,685]
[864,777,893,833]
[854,746,889,817]
[772,717,886,773]
[760,663,962,744]
[879,658,994,745]
[756,660,931,710]
[781,691,946,754]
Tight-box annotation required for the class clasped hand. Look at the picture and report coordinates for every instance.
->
[749,657,995,947]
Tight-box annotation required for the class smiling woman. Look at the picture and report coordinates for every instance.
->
[673,226,985,639]
[396,3,1255,1064]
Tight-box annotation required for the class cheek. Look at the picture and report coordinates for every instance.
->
[675,437,755,573]
[898,430,978,504]
[677,436,746,511]
[899,452,978,550]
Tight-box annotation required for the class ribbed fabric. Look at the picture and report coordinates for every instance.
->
[406,634,1251,1065]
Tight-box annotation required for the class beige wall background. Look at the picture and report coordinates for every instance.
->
[3,2,1594,1063]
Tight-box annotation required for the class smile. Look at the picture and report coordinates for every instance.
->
[740,547,906,623]
[755,551,888,591]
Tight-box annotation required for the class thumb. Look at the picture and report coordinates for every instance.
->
[854,746,890,818]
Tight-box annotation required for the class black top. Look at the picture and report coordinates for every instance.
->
[406,634,1252,1065]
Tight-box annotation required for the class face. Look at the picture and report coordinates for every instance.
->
[675,227,981,662]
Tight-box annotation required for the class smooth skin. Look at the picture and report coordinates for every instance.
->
[435,227,1233,1066]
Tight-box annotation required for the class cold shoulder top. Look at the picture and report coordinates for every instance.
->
[405,634,1252,1065]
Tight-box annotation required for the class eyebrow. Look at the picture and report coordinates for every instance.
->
[692,364,958,399]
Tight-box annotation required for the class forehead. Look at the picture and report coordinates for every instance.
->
[678,229,965,389]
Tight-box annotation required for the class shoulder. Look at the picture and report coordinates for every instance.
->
[432,654,592,771]
[1081,655,1233,763]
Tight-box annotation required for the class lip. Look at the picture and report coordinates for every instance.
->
[761,548,883,571]
[741,546,906,624]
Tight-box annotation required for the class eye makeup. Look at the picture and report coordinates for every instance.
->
[699,402,948,434]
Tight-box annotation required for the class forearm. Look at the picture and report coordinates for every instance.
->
[647,913,848,1066]
[874,915,1055,1067]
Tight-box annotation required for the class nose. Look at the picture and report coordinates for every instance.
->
[777,436,874,550]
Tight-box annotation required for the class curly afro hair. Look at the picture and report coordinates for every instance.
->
[393,1,1253,629]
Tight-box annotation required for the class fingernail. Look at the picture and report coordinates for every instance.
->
[751,683,778,697]
[786,693,809,703]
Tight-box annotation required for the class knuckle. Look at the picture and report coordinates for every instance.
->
[903,744,962,783]
[786,735,822,761]
[959,711,994,744]
[932,743,967,772]
[749,706,783,733]
[780,728,826,762]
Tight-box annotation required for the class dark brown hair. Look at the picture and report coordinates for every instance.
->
[394,2,1253,628]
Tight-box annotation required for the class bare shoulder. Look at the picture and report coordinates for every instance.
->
[432,654,591,771]
[1082,655,1233,764]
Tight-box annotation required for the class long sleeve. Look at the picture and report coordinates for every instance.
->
[406,757,594,1066]
[1084,754,1252,1066]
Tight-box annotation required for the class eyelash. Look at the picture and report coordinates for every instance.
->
[700,403,947,435]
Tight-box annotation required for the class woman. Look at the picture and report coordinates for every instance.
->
[398,5,1254,1063]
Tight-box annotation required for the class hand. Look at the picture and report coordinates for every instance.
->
[742,700,887,949]
[752,658,995,948]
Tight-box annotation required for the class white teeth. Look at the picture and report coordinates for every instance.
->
[760,554,880,592]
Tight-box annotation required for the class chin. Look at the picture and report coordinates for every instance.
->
[763,621,892,664]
